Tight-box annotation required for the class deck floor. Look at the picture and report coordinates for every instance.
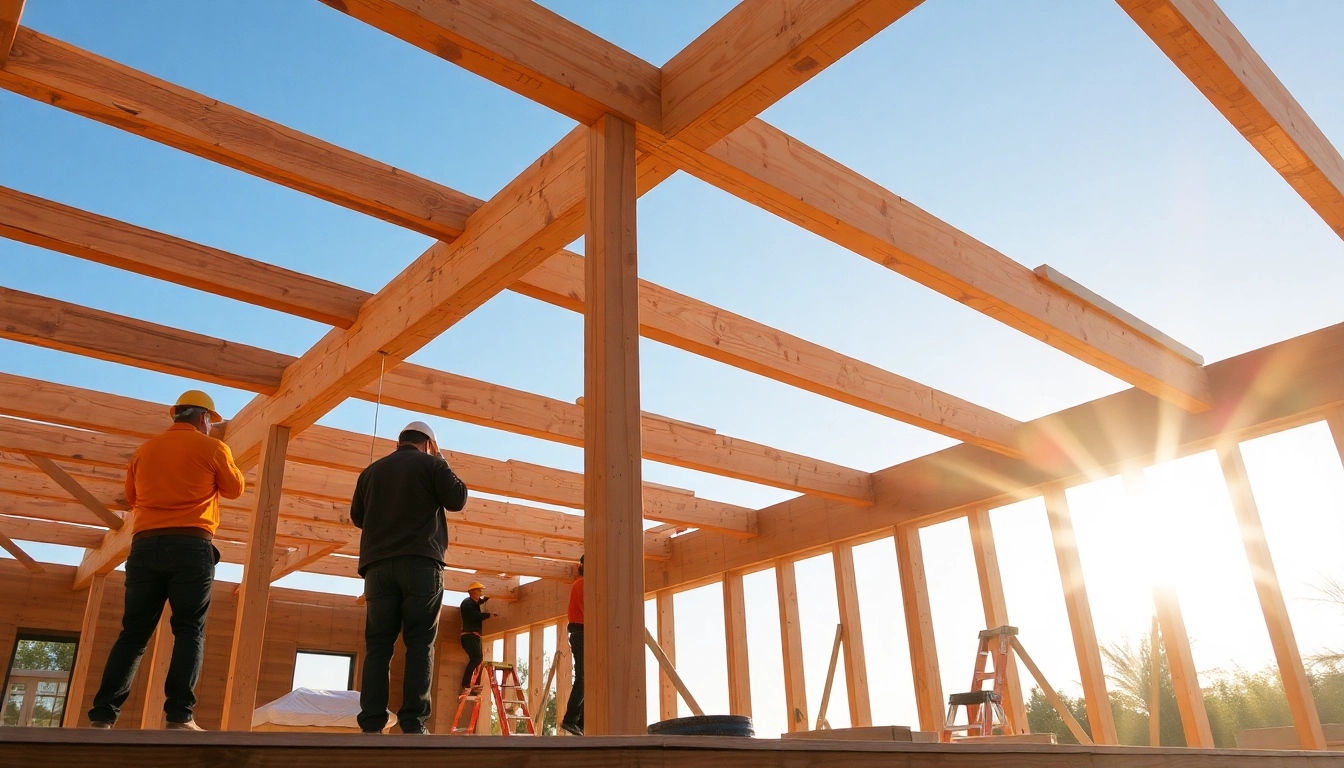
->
[5,728,1344,767]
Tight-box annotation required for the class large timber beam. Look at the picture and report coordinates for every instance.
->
[0,0,21,66]
[639,119,1213,413]
[0,28,480,240]
[1118,0,1344,240]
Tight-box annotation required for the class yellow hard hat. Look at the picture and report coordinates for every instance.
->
[467,582,485,591]
[169,390,221,423]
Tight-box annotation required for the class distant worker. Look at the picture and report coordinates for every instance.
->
[351,421,468,735]
[459,582,492,691]
[88,390,244,731]
[560,555,584,736]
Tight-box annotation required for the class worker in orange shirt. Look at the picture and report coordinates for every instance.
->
[560,555,584,736]
[88,391,245,730]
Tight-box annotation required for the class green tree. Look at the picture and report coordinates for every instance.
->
[11,640,75,672]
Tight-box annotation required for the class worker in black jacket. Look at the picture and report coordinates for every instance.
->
[459,583,492,690]
[351,421,468,734]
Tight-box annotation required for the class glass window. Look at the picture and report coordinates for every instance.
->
[292,652,355,691]
[3,635,77,728]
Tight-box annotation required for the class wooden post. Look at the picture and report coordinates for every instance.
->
[1218,444,1327,750]
[476,639,494,734]
[140,611,172,729]
[63,572,106,727]
[1042,483,1118,745]
[832,544,872,727]
[722,571,752,718]
[643,627,704,717]
[894,523,943,732]
[583,111,645,736]
[656,590,678,720]
[1152,586,1213,747]
[1149,615,1161,746]
[503,632,518,670]
[555,620,573,732]
[775,558,809,732]
[528,624,546,724]
[966,507,1028,734]
[220,423,289,731]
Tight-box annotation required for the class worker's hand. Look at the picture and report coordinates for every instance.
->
[480,596,490,604]
[209,420,229,439]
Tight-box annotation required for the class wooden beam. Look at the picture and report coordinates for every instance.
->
[1218,443,1326,750]
[528,624,547,720]
[966,507,1028,734]
[0,28,480,240]
[1326,408,1344,472]
[1152,585,1214,748]
[640,119,1212,412]
[139,611,172,730]
[513,250,1024,456]
[775,557,808,733]
[317,0,661,129]
[583,113,645,737]
[269,543,340,583]
[722,571,752,719]
[24,453,123,530]
[1118,0,1344,241]
[1042,484,1117,745]
[555,619,573,731]
[894,523,942,732]
[0,522,42,572]
[448,496,672,556]
[662,0,924,151]
[74,518,135,590]
[0,0,21,66]
[0,186,370,328]
[656,590,678,720]
[63,572,105,727]
[221,424,289,731]
[832,544,872,727]
[0,512,104,550]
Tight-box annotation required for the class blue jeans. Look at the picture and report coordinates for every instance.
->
[358,555,443,733]
[89,535,217,724]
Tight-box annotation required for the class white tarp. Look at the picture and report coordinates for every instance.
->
[252,688,392,729]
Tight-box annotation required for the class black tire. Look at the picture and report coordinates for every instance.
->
[647,714,754,737]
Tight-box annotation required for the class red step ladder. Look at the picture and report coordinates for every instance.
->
[940,626,1014,742]
[451,661,536,736]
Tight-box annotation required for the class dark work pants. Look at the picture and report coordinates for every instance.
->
[89,535,216,725]
[563,623,584,730]
[460,634,483,689]
[359,555,443,733]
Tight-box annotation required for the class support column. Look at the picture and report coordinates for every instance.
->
[63,573,107,727]
[832,544,872,727]
[1152,586,1214,747]
[656,590,678,720]
[529,624,546,720]
[966,507,1028,734]
[221,423,289,731]
[776,558,808,732]
[140,612,172,729]
[895,523,943,732]
[555,620,573,732]
[1219,444,1326,750]
[476,639,494,734]
[1043,483,1117,745]
[722,571,752,718]
[583,111,644,736]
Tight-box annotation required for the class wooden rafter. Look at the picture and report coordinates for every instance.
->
[0,0,21,66]
[0,28,480,241]
[0,519,43,573]
[23,453,123,530]
[1118,0,1344,240]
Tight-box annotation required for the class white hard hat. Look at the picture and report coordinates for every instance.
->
[400,420,438,445]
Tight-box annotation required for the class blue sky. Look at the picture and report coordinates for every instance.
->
[3,0,1343,734]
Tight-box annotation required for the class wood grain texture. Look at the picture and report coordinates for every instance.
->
[63,572,106,727]
[832,544,872,727]
[0,186,371,327]
[0,523,42,572]
[25,453,123,529]
[555,619,573,730]
[1151,586,1214,747]
[966,507,1027,734]
[1118,0,1344,240]
[139,611,173,729]
[775,558,808,733]
[894,524,942,732]
[722,571,752,718]
[656,590,678,720]
[0,28,479,240]
[0,0,21,66]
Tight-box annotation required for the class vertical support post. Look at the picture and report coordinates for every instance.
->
[64,572,107,727]
[966,507,1028,734]
[476,639,494,734]
[656,590,678,720]
[140,611,173,729]
[894,523,943,732]
[1152,586,1214,747]
[1043,483,1118,745]
[555,619,573,732]
[775,558,809,732]
[528,624,546,720]
[722,571,752,718]
[1218,444,1326,750]
[583,111,644,736]
[503,632,518,674]
[1148,615,1161,746]
[832,544,872,727]
[221,423,290,731]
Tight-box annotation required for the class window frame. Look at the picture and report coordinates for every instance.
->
[291,649,357,692]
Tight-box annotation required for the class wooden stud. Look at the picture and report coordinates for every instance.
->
[528,624,546,721]
[476,640,494,735]
[1149,615,1161,746]
[814,623,844,731]
[643,627,704,717]
[0,0,21,66]
[775,558,808,733]
[24,453,123,530]
[139,611,172,730]
[832,544,872,727]
[1218,443,1327,750]
[62,572,105,727]
[1042,484,1118,745]
[0,522,42,573]
[966,507,1028,734]
[582,112,645,737]
[656,590,678,720]
[555,619,573,732]
[722,571,752,718]
[1152,585,1214,747]
[1009,636,1092,745]
[221,424,290,731]
[894,523,943,732]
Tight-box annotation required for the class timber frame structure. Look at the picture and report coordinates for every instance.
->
[2,0,1344,763]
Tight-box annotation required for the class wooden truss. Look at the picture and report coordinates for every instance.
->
[1,0,1342,742]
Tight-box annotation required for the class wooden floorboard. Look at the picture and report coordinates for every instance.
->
[3,729,1344,767]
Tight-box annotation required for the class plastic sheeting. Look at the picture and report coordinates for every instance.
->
[252,688,392,729]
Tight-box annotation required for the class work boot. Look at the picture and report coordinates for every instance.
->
[165,719,205,731]
[561,722,583,736]
[89,721,114,729]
